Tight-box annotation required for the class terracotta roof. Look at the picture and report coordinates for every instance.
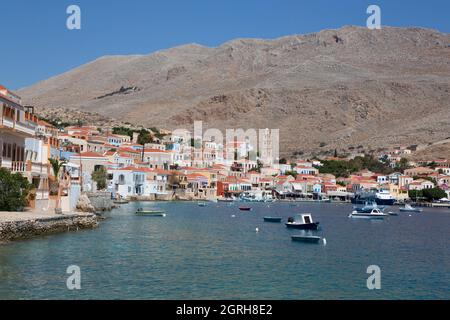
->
[74,152,106,158]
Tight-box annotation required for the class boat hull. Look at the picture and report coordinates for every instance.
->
[239,207,252,211]
[135,211,166,217]
[349,213,387,219]
[399,208,422,213]
[291,236,321,243]
[263,217,282,223]
[285,222,320,230]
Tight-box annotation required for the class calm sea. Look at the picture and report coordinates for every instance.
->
[0,202,449,300]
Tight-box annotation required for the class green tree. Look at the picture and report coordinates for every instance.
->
[408,189,423,201]
[0,168,31,211]
[48,158,66,209]
[422,188,447,201]
[284,170,298,179]
[92,166,107,190]
[396,158,410,172]
[279,158,287,164]
[137,129,153,145]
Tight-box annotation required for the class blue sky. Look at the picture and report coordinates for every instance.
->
[1,0,449,90]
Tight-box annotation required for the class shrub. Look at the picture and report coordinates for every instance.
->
[0,168,31,211]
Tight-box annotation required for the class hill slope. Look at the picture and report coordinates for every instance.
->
[19,26,450,157]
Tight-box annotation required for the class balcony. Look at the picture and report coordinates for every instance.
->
[0,158,26,172]
[0,118,36,137]
[26,161,49,176]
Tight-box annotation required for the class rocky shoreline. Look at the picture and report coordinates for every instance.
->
[0,212,99,244]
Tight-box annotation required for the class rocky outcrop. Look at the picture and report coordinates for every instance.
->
[76,194,96,213]
[76,192,115,213]
[0,214,99,243]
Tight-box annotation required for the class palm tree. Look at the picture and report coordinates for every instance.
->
[49,158,66,210]
[49,158,65,178]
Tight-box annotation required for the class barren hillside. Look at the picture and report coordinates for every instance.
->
[19,26,450,157]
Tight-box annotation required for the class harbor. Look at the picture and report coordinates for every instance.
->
[0,201,448,300]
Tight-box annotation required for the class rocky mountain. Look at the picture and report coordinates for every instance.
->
[19,26,450,158]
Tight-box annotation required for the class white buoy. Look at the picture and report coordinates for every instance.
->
[256,227,259,233]
[323,238,327,246]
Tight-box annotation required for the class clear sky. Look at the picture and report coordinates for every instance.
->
[1,0,449,90]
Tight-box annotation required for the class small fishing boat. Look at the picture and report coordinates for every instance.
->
[135,209,166,217]
[348,208,388,219]
[113,199,129,204]
[198,202,207,207]
[388,211,399,216]
[399,204,423,213]
[263,217,282,223]
[285,214,320,230]
[239,206,252,211]
[291,235,322,243]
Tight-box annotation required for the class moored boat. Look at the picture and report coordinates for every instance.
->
[285,214,320,230]
[348,208,388,219]
[239,206,252,211]
[263,217,282,223]
[291,235,322,243]
[113,199,129,204]
[399,204,423,213]
[135,209,166,217]
[198,202,207,207]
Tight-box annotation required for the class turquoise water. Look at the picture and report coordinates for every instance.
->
[0,202,449,300]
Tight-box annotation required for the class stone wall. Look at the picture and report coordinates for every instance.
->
[0,214,99,243]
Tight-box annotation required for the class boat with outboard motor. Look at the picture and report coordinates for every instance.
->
[285,214,320,230]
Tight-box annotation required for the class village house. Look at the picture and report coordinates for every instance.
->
[408,179,435,191]
[69,152,108,192]
[108,166,148,199]
[436,166,450,175]
[399,175,414,190]
[293,165,319,176]
[404,167,435,177]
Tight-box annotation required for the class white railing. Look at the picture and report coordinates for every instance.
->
[1,118,14,129]
[1,119,36,136]
[14,122,36,136]
[29,162,48,175]
[0,159,26,172]
[11,161,26,172]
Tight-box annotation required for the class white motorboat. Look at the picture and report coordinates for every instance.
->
[349,208,388,219]
[399,204,423,213]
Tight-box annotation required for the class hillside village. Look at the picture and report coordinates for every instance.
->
[1,84,450,213]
